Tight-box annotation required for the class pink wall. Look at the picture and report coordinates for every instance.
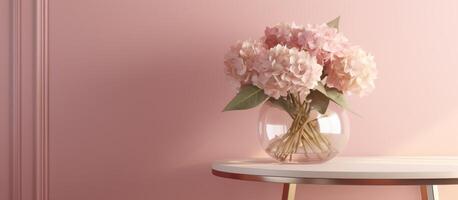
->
[2,0,458,200]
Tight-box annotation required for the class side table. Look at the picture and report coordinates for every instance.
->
[212,157,458,200]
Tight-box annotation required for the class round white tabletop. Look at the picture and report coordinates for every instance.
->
[212,157,458,185]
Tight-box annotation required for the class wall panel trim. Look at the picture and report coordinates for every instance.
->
[12,0,50,199]
[35,0,50,200]
[12,0,23,199]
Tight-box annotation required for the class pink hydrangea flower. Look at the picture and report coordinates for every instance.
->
[251,45,323,99]
[223,40,267,88]
[263,23,305,49]
[224,22,377,99]
[325,46,377,96]
[288,48,324,100]
[298,24,350,63]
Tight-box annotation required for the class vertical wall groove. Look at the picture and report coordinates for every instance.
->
[12,0,22,199]
[36,0,49,199]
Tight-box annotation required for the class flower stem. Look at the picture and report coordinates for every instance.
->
[266,94,335,162]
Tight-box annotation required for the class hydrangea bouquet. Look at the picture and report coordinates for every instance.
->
[223,17,377,162]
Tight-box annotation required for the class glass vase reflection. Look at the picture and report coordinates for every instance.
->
[258,101,350,163]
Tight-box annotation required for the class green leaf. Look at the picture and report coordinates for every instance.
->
[223,85,269,111]
[324,88,349,108]
[269,97,297,117]
[307,90,330,114]
[315,83,361,116]
[326,16,340,30]
[314,82,327,95]
[315,82,349,109]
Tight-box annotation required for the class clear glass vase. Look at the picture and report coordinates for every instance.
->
[258,101,350,163]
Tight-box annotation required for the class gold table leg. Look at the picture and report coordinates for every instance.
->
[282,183,296,200]
[420,185,439,200]
[279,184,440,200]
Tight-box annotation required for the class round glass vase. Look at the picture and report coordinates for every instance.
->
[258,101,350,163]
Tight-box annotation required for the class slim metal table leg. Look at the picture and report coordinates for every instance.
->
[420,185,439,200]
[282,183,296,200]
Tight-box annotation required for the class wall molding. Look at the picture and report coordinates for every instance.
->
[11,0,23,199]
[11,0,50,199]
[35,0,50,200]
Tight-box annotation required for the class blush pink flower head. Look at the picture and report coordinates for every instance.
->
[251,45,323,99]
[224,39,268,89]
[287,48,323,100]
[224,21,377,101]
[263,23,305,49]
[298,24,350,62]
[325,46,377,96]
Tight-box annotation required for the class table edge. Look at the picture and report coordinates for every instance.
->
[212,169,458,185]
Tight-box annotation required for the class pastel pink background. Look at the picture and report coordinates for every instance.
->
[1,0,458,199]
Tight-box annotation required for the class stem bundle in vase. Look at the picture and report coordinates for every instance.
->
[266,95,334,162]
